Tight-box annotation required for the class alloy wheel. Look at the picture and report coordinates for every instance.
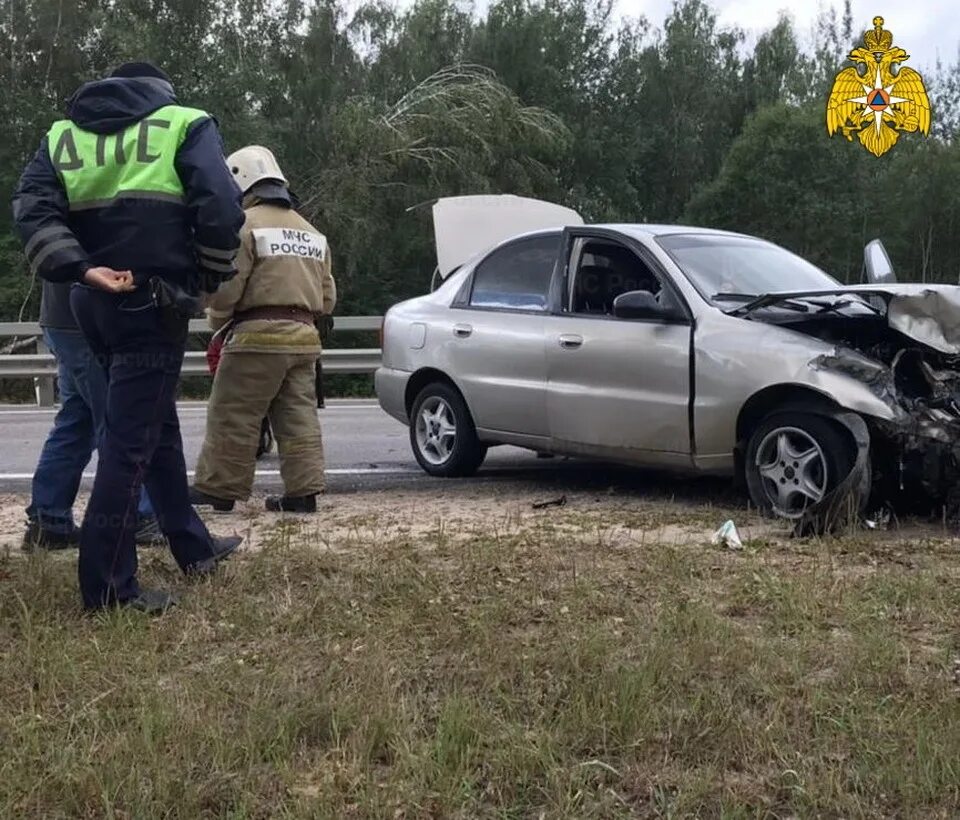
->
[755,426,828,517]
[415,396,458,466]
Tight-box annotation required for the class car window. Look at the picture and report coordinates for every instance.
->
[568,240,675,316]
[468,234,559,312]
[656,234,839,303]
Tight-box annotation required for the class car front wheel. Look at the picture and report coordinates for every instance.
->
[745,411,858,519]
[410,382,487,477]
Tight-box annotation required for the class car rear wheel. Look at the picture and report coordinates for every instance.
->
[745,411,857,519]
[410,382,487,477]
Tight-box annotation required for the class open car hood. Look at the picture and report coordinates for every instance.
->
[733,284,960,355]
[432,195,583,280]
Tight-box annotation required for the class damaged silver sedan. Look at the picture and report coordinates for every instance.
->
[376,196,960,529]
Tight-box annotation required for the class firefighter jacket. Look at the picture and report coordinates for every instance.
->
[206,201,337,355]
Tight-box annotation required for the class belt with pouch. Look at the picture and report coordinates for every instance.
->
[148,276,200,341]
[233,305,316,326]
[149,276,202,317]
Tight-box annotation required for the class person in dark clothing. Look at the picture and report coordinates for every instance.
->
[12,61,245,614]
[24,281,160,551]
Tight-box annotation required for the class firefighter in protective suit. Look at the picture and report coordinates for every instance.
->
[190,146,336,513]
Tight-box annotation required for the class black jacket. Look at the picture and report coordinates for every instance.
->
[12,77,244,328]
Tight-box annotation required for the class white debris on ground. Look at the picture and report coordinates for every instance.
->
[712,519,744,550]
[0,488,779,556]
[2,487,951,560]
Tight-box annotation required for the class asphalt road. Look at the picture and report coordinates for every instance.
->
[0,399,559,493]
[0,398,738,504]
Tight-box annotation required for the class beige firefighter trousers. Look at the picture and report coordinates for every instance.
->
[194,351,324,500]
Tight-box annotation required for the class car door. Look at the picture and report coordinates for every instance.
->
[445,233,561,440]
[544,229,694,464]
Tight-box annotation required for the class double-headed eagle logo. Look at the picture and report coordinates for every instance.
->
[826,16,931,157]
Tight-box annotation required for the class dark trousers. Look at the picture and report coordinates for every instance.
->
[70,284,215,609]
[28,328,154,533]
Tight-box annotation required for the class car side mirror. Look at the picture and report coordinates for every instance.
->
[864,239,896,284]
[612,290,682,321]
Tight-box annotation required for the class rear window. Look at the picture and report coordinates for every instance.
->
[468,234,559,312]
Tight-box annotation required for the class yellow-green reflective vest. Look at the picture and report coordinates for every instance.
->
[46,105,208,211]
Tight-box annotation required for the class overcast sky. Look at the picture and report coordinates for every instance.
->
[384,1,959,73]
[623,1,958,72]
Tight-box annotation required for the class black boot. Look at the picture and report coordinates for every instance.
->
[189,486,235,512]
[187,535,243,578]
[265,494,317,513]
[122,589,178,616]
[22,521,80,552]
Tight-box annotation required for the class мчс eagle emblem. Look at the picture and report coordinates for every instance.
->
[826,16,931,157]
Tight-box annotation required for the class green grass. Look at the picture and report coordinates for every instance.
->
[2,511,960,818]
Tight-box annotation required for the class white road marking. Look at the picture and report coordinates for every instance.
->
[0,402,383,418]
[0,467,420,481]
[0,409,71,416]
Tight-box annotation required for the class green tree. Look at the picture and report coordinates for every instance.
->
[743,15,805,109]
[605,0,748,222]
[468,0,619,218]
[2,0,960,331]
[685,103,871,279]
[299,64,569,311]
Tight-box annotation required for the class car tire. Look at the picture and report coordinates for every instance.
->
[745,410,859,519]
[409,382,487,477]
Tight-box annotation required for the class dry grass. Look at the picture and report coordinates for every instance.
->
[2,493,960,818]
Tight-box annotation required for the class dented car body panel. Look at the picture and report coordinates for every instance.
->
[690,312,899,472]
[887,287,960,354]
[377,199,960,516]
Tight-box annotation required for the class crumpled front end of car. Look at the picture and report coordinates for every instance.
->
[795,288,960,530]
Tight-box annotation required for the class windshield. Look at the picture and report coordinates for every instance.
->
[656,234,840,303]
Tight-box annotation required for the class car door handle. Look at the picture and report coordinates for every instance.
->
[558,334,583,349]
[453,323,473,338]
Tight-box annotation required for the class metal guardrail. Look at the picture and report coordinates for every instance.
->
[0,316,383,406]
[0,316,383,336]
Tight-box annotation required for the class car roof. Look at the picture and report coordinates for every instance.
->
[500,224,752,237]
[436,223,790,285]
[440,224,758,281]
[596,224,753,240]
[492,224,754,244]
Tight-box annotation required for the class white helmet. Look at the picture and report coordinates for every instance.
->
[227,145,287,194]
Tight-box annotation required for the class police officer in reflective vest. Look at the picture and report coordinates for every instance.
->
[12,62,245,613]
[191,146,335,513]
